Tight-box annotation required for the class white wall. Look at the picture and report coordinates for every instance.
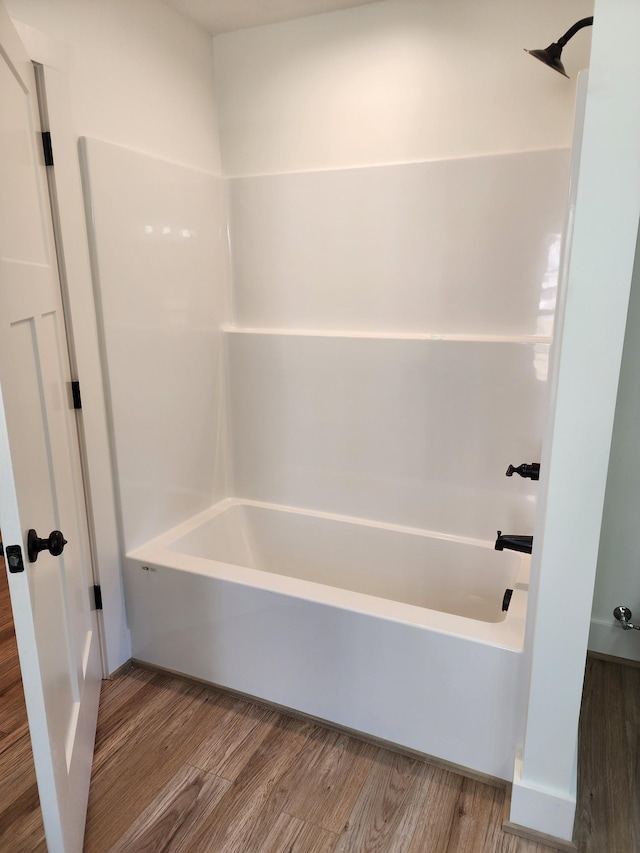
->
[590,230,640,660]
[214,0,593,175]
[5,0,221,173]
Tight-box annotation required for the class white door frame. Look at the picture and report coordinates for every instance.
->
[510,0,640,841]
[12,19,130,676]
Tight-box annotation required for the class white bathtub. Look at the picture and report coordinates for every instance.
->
[124,499,529,779]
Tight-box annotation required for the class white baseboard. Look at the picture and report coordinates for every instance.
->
[508,753,576,843]
[588,618,640,662]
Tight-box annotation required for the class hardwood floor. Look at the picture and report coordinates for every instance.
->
[575,656,640,853]
[84,655,639,853]
[85,666,543,853]
[1,549,638,852]
[0,561,46,852]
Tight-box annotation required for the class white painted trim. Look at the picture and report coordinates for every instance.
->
[512,0,640,840]
[14,20,130,674]
[509,753,577,843]
[12,19,66,69]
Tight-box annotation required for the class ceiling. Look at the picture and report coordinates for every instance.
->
[164,0,384,35]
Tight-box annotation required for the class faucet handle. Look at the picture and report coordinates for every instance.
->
[506,463,540,480]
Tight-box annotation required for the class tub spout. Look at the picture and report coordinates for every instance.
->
[495,531,533,554]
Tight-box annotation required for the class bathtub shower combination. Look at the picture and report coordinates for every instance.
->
[81,138,570,780]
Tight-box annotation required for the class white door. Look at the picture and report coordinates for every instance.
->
[0,8,102,853]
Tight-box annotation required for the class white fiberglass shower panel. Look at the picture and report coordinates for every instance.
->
[226,332,548,541]
[80,138,230,551]
[228,151,569,336]
[225,150,569,540]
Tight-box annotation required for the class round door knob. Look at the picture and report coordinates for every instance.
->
[27,529,68,563]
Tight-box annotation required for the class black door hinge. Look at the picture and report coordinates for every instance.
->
[93,584,103,610]
[41,131,54,166]
[71,381,82,410]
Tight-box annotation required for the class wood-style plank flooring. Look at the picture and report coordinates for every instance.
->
[1,549,639,851]
[575,655,640,853]
[83,664,544,853]
[80,654,639,853]
[0,562,46,851]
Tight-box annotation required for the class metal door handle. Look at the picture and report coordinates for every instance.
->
[27,529,67,563]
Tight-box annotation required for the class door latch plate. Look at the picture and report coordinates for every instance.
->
[5,545,25,573]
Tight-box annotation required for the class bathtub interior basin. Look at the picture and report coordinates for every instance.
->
[159,499,525,625]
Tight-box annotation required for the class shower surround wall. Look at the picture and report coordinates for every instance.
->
[213,0,590,547]
[77,0,585,781]
[81,143,568,556]
[80,138,231,553]
[80,139,570,780]
[226,152,567,539]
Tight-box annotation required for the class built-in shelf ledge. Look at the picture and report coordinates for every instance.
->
[222,325,552,344]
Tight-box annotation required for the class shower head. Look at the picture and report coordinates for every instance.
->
[525,16,593,79]
[525,43,568,78]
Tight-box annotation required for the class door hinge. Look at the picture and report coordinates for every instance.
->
[71,380,82,410]
[93,584,103,610]
[41,131,54,166]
